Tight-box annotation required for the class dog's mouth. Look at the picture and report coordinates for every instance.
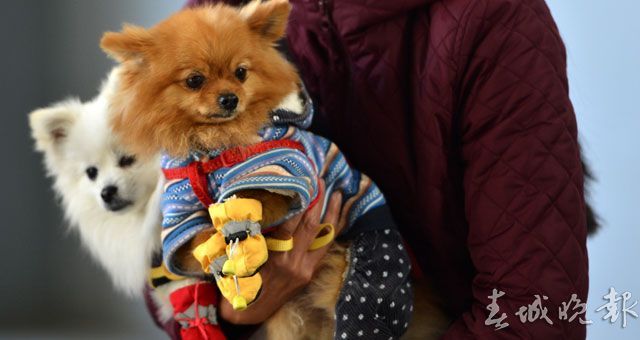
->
[105,198,134,212]
[205,111,238,122]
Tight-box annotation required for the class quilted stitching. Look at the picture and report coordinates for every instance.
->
[186,0,589,338]
[282,0,589,339]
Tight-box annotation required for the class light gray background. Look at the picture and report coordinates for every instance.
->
[547,1,640,338]
[0,0,637,339]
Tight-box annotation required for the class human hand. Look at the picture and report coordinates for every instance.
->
[219,180,345,324]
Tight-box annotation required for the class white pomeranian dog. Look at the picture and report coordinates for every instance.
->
[29,69,163,297]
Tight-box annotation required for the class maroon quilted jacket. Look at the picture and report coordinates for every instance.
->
[182,0,590,338]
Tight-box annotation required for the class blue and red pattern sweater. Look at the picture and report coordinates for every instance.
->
[160,89,387,276]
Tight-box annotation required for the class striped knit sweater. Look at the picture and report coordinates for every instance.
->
[160,88,386,276]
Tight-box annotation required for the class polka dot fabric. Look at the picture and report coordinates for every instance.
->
[334,229,413,339]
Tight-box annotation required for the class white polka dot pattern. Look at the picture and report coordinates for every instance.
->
[334,229,413,339]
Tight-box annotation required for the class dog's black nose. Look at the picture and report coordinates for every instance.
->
[101,185,118,203]
[218,93,238,111]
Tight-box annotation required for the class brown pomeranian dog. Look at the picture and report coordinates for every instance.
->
[104,1,297,158]
[101,0,448,339]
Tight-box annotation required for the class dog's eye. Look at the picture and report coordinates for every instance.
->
[118,155,136,168]
[234,67,247,82]
[86,166,98,181]
[186,74,205,90]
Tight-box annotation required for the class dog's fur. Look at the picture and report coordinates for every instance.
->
[102,1,298,158]
[29,70,162,296]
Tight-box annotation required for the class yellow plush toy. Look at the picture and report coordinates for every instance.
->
[192,198,268,310]
[191,197,335,311]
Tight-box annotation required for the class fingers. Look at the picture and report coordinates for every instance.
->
[291,180,327,251]
[268,211,302,240]
[267,180,326,240]
[322,190,344,234]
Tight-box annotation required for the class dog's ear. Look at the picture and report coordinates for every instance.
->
[101,24,153,62]
[240,0,291,42]
[29,100,80,152]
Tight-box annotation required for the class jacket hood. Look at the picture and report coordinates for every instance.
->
[267,82,314,129]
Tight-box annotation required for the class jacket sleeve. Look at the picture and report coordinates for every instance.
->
[160,160,213,276]
[444,0,589,338]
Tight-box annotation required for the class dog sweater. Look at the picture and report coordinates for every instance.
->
[159,87,389,277]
